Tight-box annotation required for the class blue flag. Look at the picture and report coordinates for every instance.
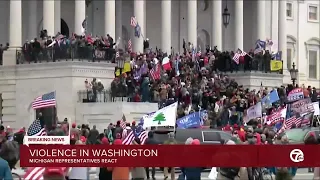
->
[176,112,202,129]
[261,90,280,106]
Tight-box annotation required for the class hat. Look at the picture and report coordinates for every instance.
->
[168,132,175,139]
[72,123,76,128]
[185,137,194,145]
[191,139,201,145]
[43,167,64,176]
[114,139,122,145]
[80,136,86,143]
[102,137,109,144]
[226,140,236,145]
[132,121,136,125]
[233,124,239,129]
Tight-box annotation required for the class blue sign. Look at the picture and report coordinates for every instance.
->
[176,112,201,129]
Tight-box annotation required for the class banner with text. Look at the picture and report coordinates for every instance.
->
[20,145,320,167]
[291,98,314,114]
[245,102,262,123]
[287,88,304,102]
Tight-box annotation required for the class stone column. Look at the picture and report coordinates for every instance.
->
[105,0,116,38]
[74,0,86,35]
[161,0,171,54]
[43,0,55,36]
[116,0,123,48]
[54,0,61,34]
[187,0,197,48]
[278,0,287,70]
[28,1,38,40]
[3,0,22,66]
[211,0,222,49]
[234,0,243,50]
[133,0,145,53]
[257,0,266,40]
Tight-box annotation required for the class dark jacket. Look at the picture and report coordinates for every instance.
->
[181,167,203,180]
[88,129,99,144]
[99,167,112,180]
[0,158,12,179]
[113,126,123,139]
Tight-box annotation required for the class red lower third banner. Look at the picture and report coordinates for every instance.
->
[20,145,320,167]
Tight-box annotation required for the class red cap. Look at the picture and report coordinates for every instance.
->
[114,139,122,145]
[43,167,64,176]
[102,137,109,144]
[80,136,86,143]
[233,124,238,129]
[132,121,136,125]
[191,139,201,145]
[72,123,76,128]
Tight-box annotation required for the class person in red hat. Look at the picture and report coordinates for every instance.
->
[70,123,80,141]
[99,137,113,180]
[43,167,65,180]
[180,139,204,180]
[107,139,130,180]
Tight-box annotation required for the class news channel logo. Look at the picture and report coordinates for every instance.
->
[289,149,304,163]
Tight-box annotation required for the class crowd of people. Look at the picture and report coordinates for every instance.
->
[17,30,117,63]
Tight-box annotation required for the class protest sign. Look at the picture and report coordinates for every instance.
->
[287,88,304,102]
[94,49,106,59]
[313,102,319,116]
[291,98,314,114]
[245,102,262,123]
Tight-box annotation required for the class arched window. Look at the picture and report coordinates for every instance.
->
[305,37,320,79]
[287,35,297,70]
[197,29,210,52]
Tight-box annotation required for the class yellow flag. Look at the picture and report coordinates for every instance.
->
[270,60,283,71]
[115,62,131,76]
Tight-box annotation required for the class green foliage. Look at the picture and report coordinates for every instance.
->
[153,112,166,125]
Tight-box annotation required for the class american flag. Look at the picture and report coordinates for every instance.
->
[24,119,51,180]
[27,119,46,136]
[150,63,161,80]
[32,91,56,109]
[232,49,247,64]
[24,167,70,180]
[285,116,302,129]
[120,120,126,129]
[130,16,137,27]
[122,130,148,145]
[128,39,132,52]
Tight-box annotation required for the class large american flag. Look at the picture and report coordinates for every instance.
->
[27,119,46,136]
[32,91,56,109]
[285,116,302,129]
[150,63,161,80]
[24,119,49,179]
[233,49,247,64]
[24,167,70,180]
[122,130,148,145]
